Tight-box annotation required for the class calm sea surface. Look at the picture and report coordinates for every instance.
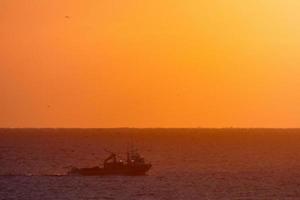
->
[1,128,300,200]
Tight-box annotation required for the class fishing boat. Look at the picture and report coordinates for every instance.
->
[67,148,152,176]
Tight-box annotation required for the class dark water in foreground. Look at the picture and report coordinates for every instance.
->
[1,128,300,200]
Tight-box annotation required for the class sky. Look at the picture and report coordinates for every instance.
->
[1,0,300,128]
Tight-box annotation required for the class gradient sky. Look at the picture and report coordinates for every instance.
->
[1,0,300,128]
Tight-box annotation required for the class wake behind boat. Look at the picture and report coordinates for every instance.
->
[67,148,152,176]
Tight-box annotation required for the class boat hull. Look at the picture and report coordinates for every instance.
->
[68,164,152,176]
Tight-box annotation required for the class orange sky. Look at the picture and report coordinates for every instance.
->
[1,0,300,128]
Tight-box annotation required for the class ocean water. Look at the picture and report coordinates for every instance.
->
[1,128,300,200]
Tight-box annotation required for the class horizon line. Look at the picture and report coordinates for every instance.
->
[1,127,300,129]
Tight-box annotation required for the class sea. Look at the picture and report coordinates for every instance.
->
[1,128,300,200]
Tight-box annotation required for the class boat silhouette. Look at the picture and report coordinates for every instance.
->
[67,148,152,176]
